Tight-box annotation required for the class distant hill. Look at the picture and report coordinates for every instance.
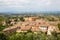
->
[0,11,60,16]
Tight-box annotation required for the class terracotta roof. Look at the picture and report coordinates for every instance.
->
[31,27,40,32]
[21,26,31,31]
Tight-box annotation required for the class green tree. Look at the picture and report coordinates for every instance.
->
[25,33,33,40]
[46,31,58,40]
[9,32,25,40]
[57,34,60,40]
[47,35,57,40]
[0,25,6,31]
[20,17,25,22]
[0,32,9,40]
[58,23,60,30]
[0,16,6,25]
[33,32,47,40]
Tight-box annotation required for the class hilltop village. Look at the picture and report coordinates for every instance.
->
[0,14,60,40]
[2,16,60,35]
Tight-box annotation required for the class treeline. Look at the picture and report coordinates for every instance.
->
[0,31,60,40]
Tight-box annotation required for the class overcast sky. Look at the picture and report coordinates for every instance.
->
[0,0,60,13]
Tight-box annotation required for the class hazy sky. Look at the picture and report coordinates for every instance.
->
[0,0,60,13]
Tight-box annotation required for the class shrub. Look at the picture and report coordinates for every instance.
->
[0,32,9,40]
[58,23,60,30]
[20,17,25,22]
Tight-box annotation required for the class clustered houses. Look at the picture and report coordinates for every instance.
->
[24,16,39,21]
[3,17,59,35]
[9,19,16,25]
